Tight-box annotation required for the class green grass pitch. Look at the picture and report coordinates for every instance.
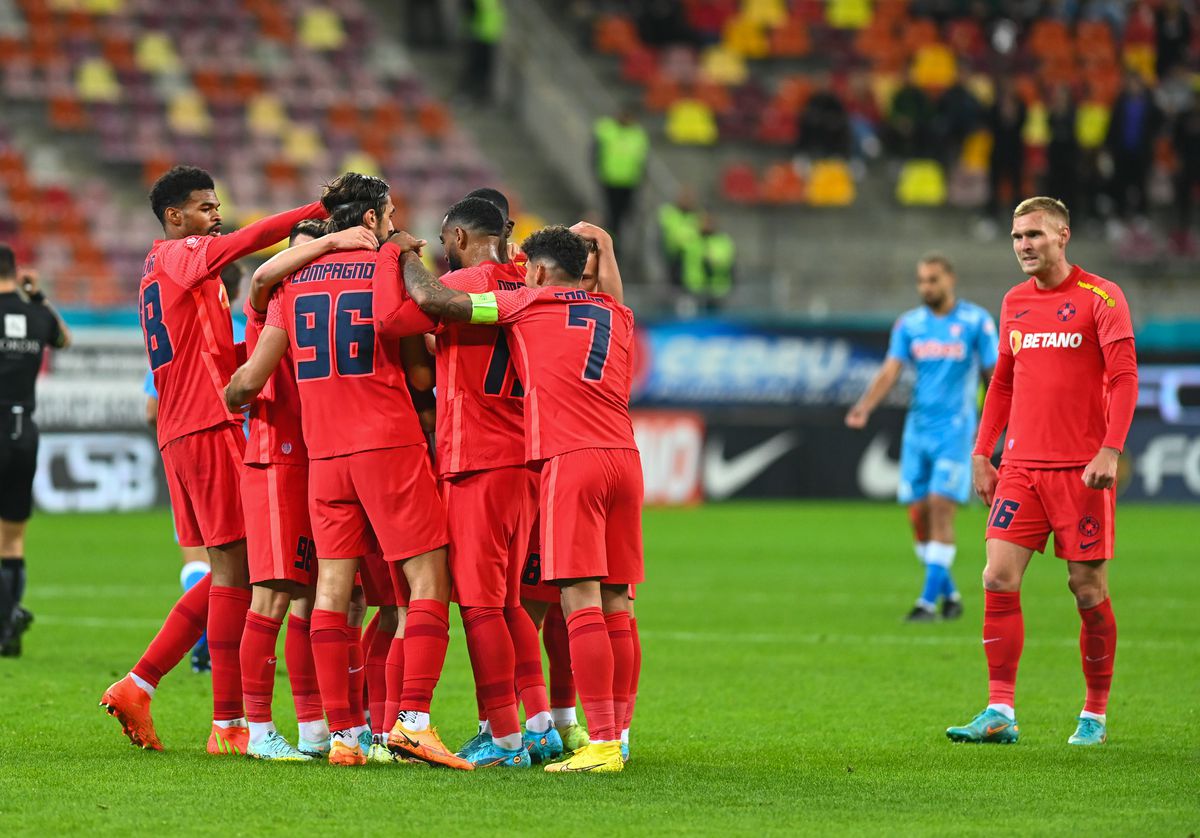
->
[0,502,1196,836]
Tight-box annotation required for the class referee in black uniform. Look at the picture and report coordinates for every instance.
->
[0,244,70,656]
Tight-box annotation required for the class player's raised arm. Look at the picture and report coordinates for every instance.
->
[846,357,904,428]
[247,226,375,313]
[225,324,288,412]
[570,221,624,305]
[374,240,440,337]
[397,234,478,323]
[204,200,329,275]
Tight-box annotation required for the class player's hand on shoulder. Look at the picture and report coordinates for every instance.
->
[972,454,999,506]
[387,230,426,255]
[328,227,380,252]
[1082,447,1119,490]
[844,404,869,429]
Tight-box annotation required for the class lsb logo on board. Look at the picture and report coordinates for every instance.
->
[34,433,159,512]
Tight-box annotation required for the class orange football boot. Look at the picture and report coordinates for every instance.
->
[207,723,250,755]
[328,740,368,766]
[99,675,163,751]
[388,724,475,770]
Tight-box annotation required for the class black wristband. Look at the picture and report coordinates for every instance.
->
[28,291,45,304]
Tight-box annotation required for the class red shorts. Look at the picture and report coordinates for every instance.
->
[242,462,313,585]
[161,423,246,548]
[309,444,448,562]
[359,549,410,607]
[519,512,561,604]
[443,465,538,608]
[986,464,1116,561]
[540,448,644,585]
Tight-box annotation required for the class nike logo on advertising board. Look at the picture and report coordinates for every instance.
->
[703,432,798,500]
[857,435,901,499]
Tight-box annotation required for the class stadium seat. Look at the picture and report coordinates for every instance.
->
[298,7,346,52]
[75,56,120,102]
[665,99,719,145]
[1022,101,1049,147]
[741,0,788,29]
[720,162,760,203]
[769,17,810,58]
[643,76,683,112]
[166,89,211,135]
[826,0,872,30]
[806,159,855,206]
[910,44,957,91]
[959,129,992,173]
[895,159,946,206]
[760,161,806,204]
[722,13,770,59]
[756,103,798,145]
[699,45,747,86]
[621,45,659,85]
[593,14,640,56]
[947,164,987,208]
[1075,101,1111,150]
[246,92,289,137]
[134,31,181,74]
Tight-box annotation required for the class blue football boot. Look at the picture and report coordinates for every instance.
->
[946,708,1019,744]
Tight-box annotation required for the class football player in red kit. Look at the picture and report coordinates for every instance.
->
[102,166,326,753]
[947,197,1137,747]
[400,225,643,774]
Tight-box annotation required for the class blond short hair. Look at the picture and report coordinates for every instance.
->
[1013,196,1070,228]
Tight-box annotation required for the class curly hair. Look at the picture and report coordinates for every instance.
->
[520,226,589,280]
[443,197,505,237]
[149,165,215,223]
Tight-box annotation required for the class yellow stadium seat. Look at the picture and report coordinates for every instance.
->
[512,211,546,245]
[960,129,993,173]
[283,125,324,165]
[895,159,946,206]
[298,7,346,52]
[1075,102,1111,149]
[808,159,856,206]
[1122,44,1156,84]
[700,45,748,86]
[827,0,872,30]
[167,90,212,135]
[742,0,788,29]
[722,13,770,59]
[75,57,120,102]
[665,99,719,145]
[135,32,181,74]
[1022,102,1049,147]
[340,151,381,178]
[910,43,957,91]
[246,93,289,137]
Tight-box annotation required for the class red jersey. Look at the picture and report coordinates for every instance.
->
[434,261,528,476]
[138,201,326,448]
[243,297,306,465]
[983,265,1136,467]
[472,285,637,462]
[267,245,431,460]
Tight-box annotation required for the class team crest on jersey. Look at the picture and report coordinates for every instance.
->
[281,442,293,455]
[1078,514,1100,537]
[1057,302,1076,322]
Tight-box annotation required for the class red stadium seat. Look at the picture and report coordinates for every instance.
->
[720,162,760,203]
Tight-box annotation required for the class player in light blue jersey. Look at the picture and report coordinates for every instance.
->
[846,253,998,622]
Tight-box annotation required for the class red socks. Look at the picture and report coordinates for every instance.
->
[132,573,210,687]
[310,609,354,731]
[240,611,282,724]
[347,626,366,728]
[365,617,392,735]
[208,586,251,721]
[626,615,641,730]
[544,604,576,710]
[1080,598,1117,715]
[983,590,1024,708]
[384,635,404,729]
[400,599,449,714]
[605,611,633,738]
[285,615,323,723]
[507,606,550,719]
[461,605,520,738]
[565,606,615,741]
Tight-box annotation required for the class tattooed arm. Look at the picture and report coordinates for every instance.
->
[398,245,477,323]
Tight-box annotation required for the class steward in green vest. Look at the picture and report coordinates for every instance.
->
[593,110,649,239]
[461,0,506,103]
[658,188,701,286]
[681,215,736,311]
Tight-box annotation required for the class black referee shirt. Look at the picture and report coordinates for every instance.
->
[0,291,63,414]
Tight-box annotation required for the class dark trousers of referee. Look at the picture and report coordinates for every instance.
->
[0,405,37,652]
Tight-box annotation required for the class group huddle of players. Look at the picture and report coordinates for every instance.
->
[100,165,642,772]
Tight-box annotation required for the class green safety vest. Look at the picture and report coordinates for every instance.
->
[658,203,700,258]
[594,118,649,188]
[472,0,505,43]
[681,232,735,298]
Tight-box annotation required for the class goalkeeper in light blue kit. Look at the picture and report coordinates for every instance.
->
[846,253,998,621]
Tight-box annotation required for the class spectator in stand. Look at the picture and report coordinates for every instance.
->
[1171,88,1200,255]
[405,0,447,46]
[684,0,738,45]
[844,70,884,161]
[637,0,696,46]
[593,109,649,247]
[679,213,736,314]
[1106,71,1164,222]
[889,77,937,159]
[985,79,1027,218]
[657,187,701,287]
[1155,0,1193,80]
[935,79,984,168]
[797,74,852,159]
[1045,83,1080,216]
[459,0,506,104]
